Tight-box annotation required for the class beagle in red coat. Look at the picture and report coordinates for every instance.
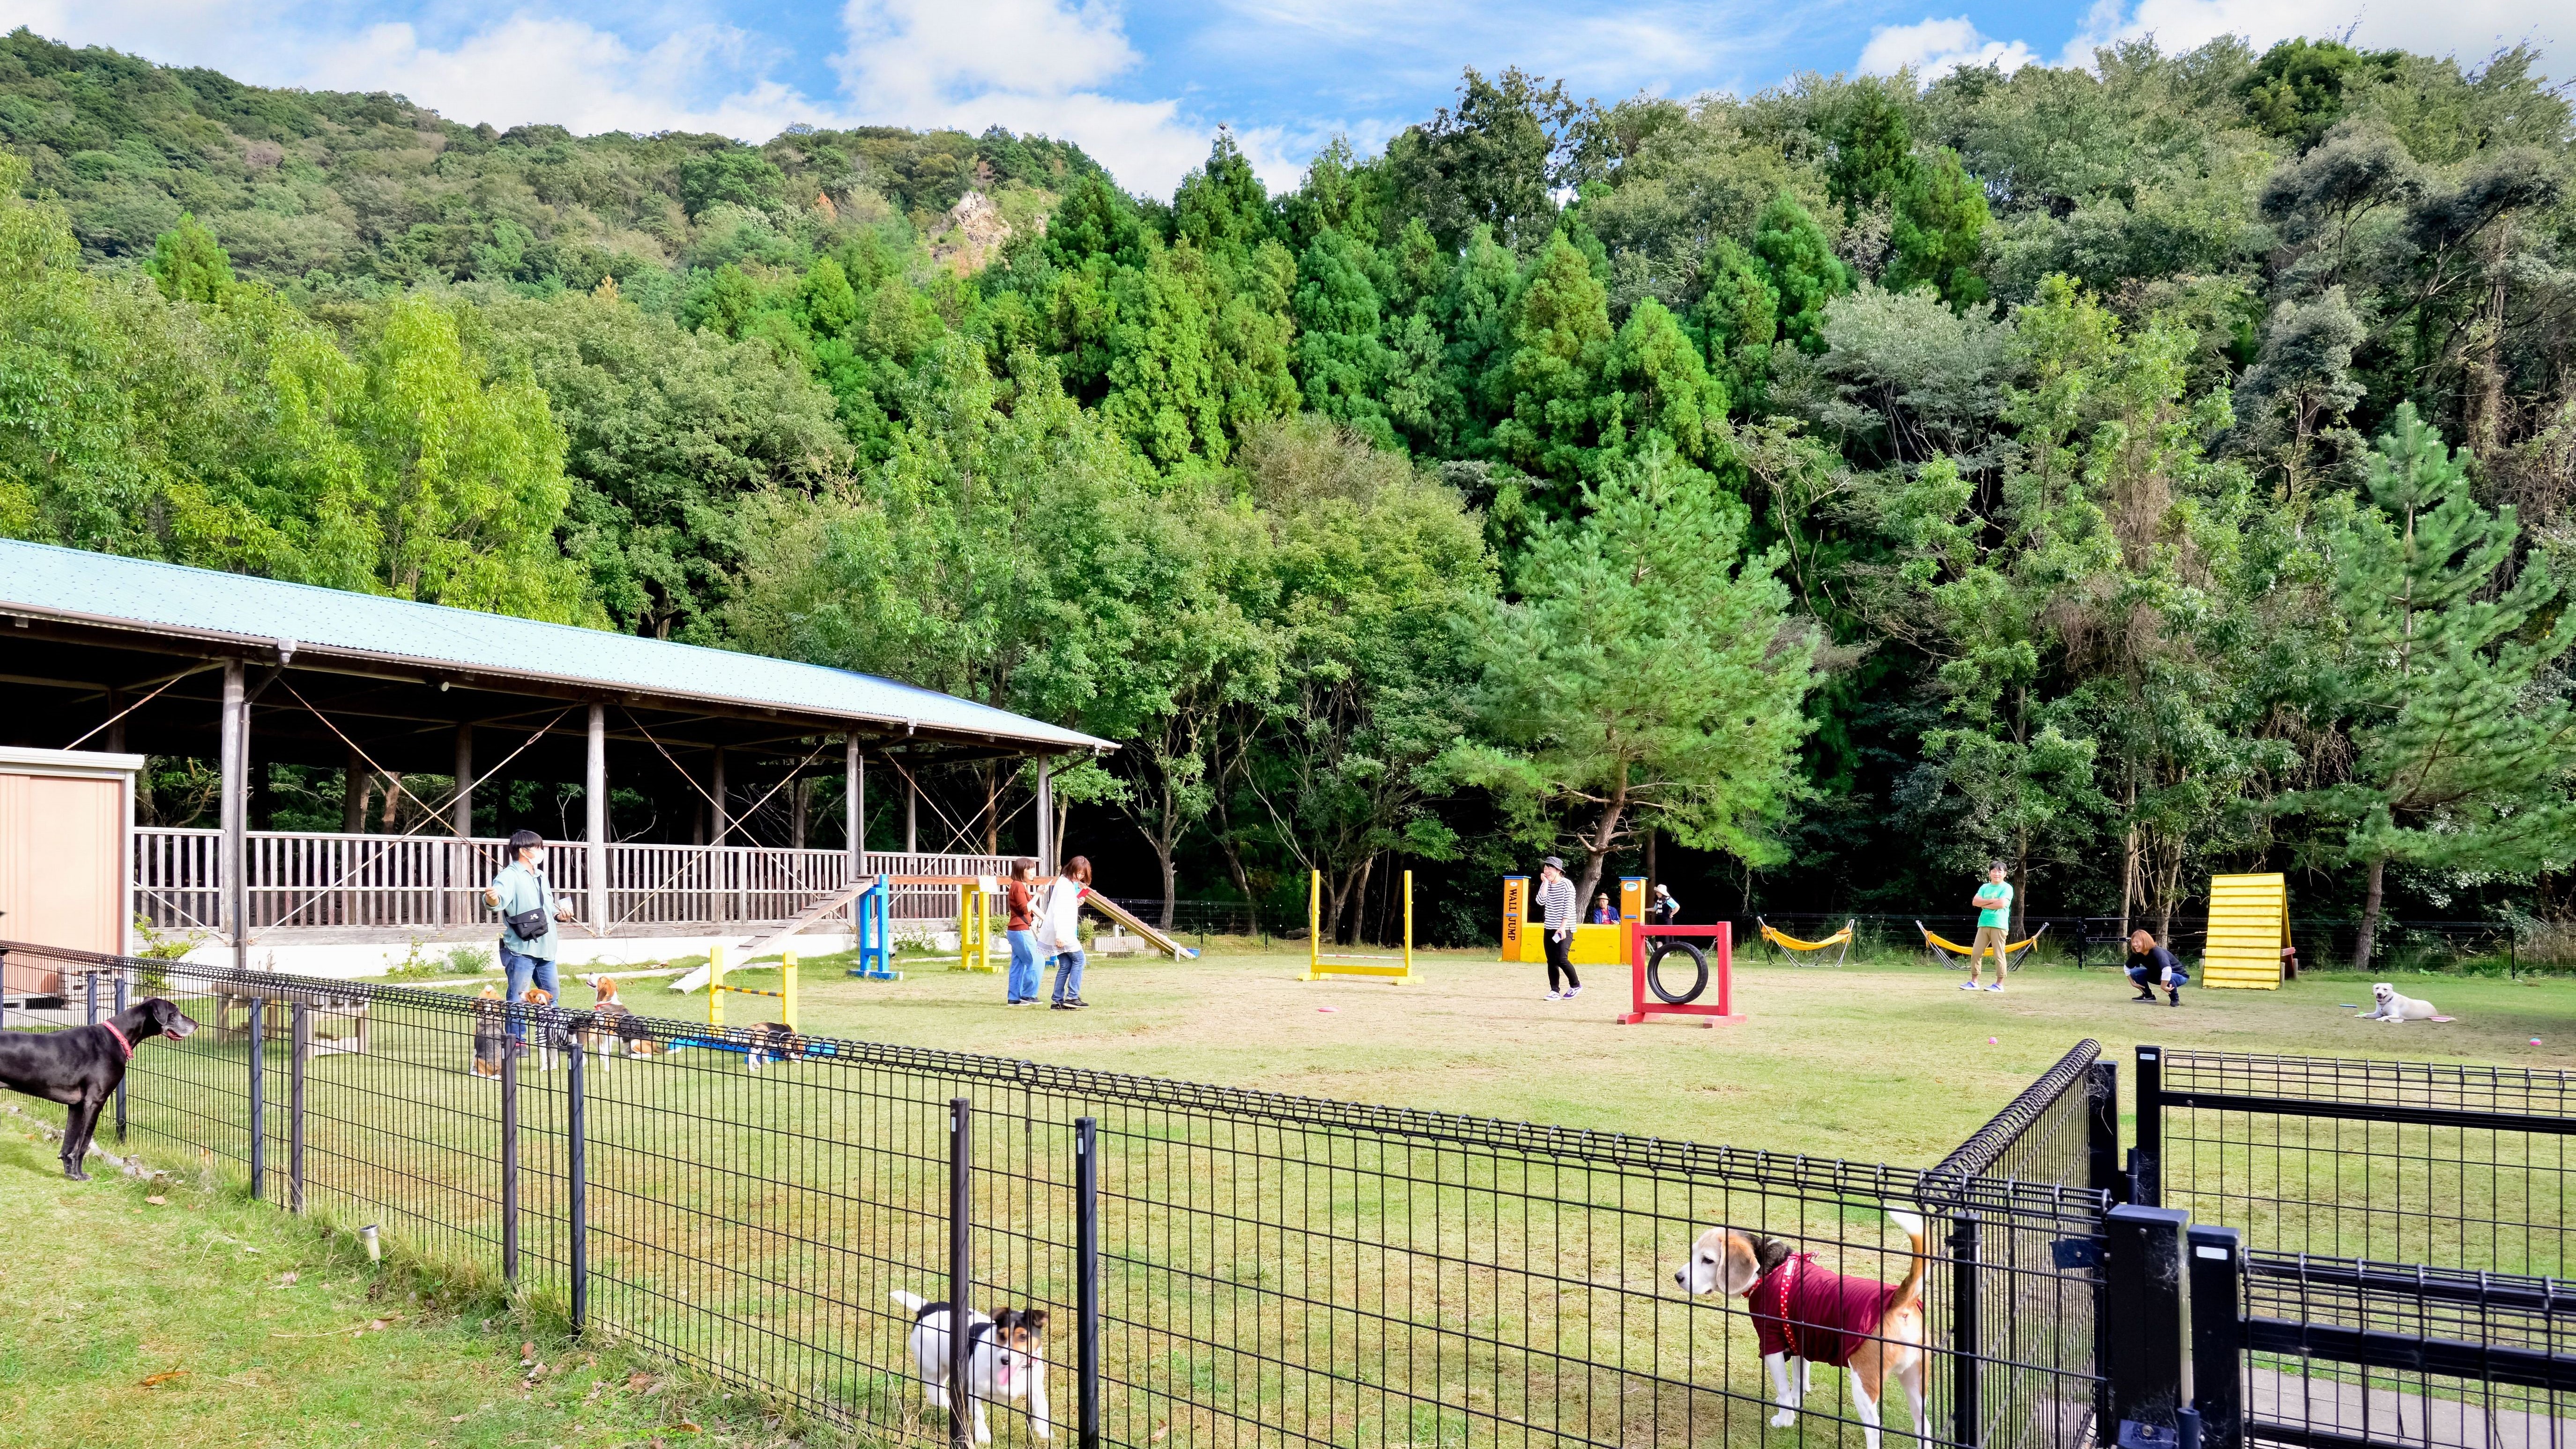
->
[1674,1209,1928,1448]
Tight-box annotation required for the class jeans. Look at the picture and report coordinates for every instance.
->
[501,945,558,1041]
[1050,948,1087,1005]
[1006,929,1040,1002]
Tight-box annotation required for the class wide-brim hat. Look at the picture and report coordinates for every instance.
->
[1540,855,1566,871]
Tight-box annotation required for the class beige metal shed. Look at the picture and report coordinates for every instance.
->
[0,744,141,1002]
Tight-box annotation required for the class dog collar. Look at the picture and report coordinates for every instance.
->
[100,1021,134,1061]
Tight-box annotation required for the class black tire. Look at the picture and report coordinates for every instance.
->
[1647,941,1710,1005]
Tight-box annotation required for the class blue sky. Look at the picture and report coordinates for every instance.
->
[3,0,2557,193]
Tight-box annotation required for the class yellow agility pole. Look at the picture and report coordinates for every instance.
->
[953,876,998,972]
[708,941,725,1028]
[707,940,800,1032]
[1303,869,1415,983]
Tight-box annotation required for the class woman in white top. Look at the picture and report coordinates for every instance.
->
[1038,855,1094,1011]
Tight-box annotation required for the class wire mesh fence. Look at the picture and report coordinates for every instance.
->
[2139,1046,2576,1449]
[0,937,2116,1449]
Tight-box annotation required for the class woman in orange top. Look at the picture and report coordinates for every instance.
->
[1004,858,1040,1005]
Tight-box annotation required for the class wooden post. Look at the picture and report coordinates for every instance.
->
[846,738,865,929]
[449,724,473,929]
[586,704,607,935]
[711,747,729,926]
[1037,756,1054,869]
[221,658,247,972]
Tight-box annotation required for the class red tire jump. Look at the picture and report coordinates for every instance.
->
[1618,923,1745,1026]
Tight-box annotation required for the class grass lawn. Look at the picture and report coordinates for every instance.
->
[0,1120,843,1449]
[542,942,2576,1167]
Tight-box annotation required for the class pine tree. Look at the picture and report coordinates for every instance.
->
[147,213,232,304]
[2294,405,2576,968]
[1752,192,1851,355]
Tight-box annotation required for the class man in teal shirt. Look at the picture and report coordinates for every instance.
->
[1961,861,2013,994]
[487,829,574,1044]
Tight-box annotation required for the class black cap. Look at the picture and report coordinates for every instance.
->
[508,829,544,852]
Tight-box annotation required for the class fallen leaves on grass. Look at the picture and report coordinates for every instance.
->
[144,1195,166,1205]
[138,1370,189,1387]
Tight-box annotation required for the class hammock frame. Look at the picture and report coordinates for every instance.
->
[1756,917,1855,967]
[1916,920,2049,972]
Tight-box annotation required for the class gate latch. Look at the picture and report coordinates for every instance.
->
[2053,1237,2103,1269]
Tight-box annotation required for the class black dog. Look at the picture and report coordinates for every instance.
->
[0,998,197,1179]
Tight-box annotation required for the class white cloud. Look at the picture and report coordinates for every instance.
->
[833,0,1257,193]
[2059,0,2560,69]
[1859,15,2039,80]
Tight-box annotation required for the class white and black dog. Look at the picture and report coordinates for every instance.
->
[891,1289,1051,1442]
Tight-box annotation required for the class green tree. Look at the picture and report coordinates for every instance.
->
[1752,192,1852,354]
[2288,405,2576,968]
[1447,443,1819,906]
[146,213,231,303]
[1485,232,1614,488]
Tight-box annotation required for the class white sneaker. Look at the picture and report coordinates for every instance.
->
[1984,982,2005,993]
[1542,991,1560,1001]
[1959,980,1982,991]
[1565,985,1582,998]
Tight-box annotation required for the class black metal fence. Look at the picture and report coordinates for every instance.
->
[2138,1046,2576,1449]
[1748,913,2545,973]
[2,937,2116,1449]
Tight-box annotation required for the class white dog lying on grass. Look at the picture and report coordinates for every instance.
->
[2360,982,2449,1023]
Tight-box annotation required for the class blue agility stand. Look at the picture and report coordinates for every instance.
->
[846,875,899,981]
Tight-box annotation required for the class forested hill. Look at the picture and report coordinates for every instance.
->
[4,27,2576,951]
[0,28,1106,291]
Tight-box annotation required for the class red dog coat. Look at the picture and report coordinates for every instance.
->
[1748,1253,1907,1367]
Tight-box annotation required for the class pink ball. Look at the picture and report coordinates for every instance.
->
[1988,1037,1999,1045]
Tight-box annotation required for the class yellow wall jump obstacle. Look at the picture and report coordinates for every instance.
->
[2203,872,2291,989]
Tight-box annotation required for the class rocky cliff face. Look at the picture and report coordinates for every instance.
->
[928,190,1021,275]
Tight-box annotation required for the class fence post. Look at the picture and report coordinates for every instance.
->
[0,946,8,1030]
[1949,1212,1981,1447]
[2131,1046,2163,1207]
[567,1036,587,1333]
[2186,1225,2242,1449]
[949,1096,972,1449]
[289,1002,308,1213]
[2088,1059,2123,1202]
[501,1032,520,1284]
[248,993,266,1201]
[2104,1205,2191,1447]
[113,973,128,1141]
[83,970,97,1027]
[1076,1116,1101,1449]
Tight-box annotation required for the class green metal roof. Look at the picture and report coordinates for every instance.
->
[0,539,1109,754]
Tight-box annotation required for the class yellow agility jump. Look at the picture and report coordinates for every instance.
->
[1756,917,1856,966]
[1305,869,1415,983]
[1917,920,2048,971]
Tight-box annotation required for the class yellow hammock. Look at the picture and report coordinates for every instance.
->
[1757,917,1855,966]
[1918,920,2049,971]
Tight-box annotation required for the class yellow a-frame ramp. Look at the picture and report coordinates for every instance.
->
[2204,872,2291,989]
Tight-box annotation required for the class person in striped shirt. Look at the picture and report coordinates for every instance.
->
[1537,856,1581,1001]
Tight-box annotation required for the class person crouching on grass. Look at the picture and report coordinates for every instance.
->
[1040,855,1094,1012]
[2126,930,2189,1007]
[1537,856,1580,1001]
[1962,862,2012,994]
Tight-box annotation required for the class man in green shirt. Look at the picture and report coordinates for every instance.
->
[1961,862,2013,994]
[486,829,574,1045]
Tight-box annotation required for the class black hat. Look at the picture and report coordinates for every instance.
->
[1541,855,1566,871]
[508,829,544,852]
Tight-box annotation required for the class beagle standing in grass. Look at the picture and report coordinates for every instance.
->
[1675,1210,1929,1449]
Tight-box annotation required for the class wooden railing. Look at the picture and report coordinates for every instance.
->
[134,828,1023,937]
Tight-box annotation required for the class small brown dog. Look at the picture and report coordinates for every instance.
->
[1673,1209,1927,1448]
[470,984,508,1079]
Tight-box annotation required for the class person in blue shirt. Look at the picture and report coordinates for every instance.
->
[485,829,574,1045]
[1588,892,1616,925]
